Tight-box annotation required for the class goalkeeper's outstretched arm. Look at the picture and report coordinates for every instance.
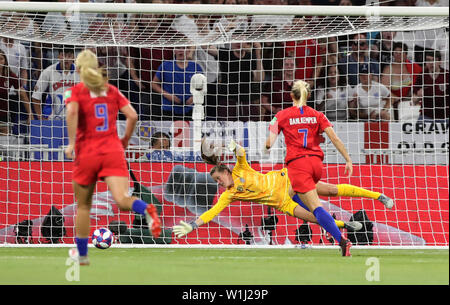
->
[173,184,234,238]
[174,138,240,238]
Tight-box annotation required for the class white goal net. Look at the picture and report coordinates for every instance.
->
[0,2,448,248]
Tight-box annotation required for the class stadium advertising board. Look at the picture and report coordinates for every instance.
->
[0,162,448,246]
[24,120,447,164]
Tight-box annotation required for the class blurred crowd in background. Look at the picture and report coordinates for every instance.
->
[0,0,448,146]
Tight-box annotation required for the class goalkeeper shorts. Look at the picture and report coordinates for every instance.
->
[277,198,299,217]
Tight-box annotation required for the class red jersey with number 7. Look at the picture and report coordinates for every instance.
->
[64,83,130,157]
[269,105,332,164]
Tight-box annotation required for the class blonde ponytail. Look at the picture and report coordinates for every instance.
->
[291,80,311,107]
[75,49,107,94]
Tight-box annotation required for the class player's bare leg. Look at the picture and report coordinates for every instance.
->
[70,181,96,266]
[103,176,135,210]
[104,176,161,238]
[291,203,362,231]
[290,186,362,230]
[292,205,318,223]
[288,186,361,231]
[315,182,339,197]
[73,182,95,237]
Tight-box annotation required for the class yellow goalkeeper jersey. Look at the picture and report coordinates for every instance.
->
[199,146,293,224]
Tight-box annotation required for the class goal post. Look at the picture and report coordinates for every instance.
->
[0,2,448,249]
[2,2,448,15]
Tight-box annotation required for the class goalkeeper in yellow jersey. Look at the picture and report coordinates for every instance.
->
[173,139,393,238]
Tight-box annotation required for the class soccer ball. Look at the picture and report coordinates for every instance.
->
[91,227,114,249]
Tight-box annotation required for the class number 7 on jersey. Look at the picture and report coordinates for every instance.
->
[298,128,308,148]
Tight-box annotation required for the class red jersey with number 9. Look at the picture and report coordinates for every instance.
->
[64,83,130,157]
[269,105,332,164]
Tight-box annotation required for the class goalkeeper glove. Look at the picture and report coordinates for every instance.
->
[263,143,271,156]
[227,139,237,152]
[173,221,198,238]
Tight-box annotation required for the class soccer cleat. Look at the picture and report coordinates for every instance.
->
[68,248,90,266]
[344,221,363,231]
[145,203,162,239]
[377,194,394,209]
[339,236,352,257]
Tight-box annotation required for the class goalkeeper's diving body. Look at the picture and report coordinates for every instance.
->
[173,139,394,240]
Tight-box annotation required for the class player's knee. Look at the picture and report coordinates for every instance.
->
[113,193,133,210]
[77,201,92,210]
[328,184,339,196]
[319,183,338,196]
[308,202,322,212]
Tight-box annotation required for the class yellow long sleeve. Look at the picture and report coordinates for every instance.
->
[199,191,233,224]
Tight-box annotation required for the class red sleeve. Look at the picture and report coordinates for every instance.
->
[113,85,130,109]
[268,112,282,134]
[317,110,333,133]
[64,86,78,105]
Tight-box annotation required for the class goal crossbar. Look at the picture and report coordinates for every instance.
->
[0,3,448,47]
[0,2,448,17]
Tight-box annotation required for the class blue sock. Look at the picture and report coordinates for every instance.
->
[132,199,148,215]
[293,194,310,212]
[313,206,342,243]
[75,237,89,257]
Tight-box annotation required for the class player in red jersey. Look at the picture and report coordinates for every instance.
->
[265,80,353,256]
[64,50,161,265]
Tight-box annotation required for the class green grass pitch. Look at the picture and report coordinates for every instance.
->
[0,247,448,285]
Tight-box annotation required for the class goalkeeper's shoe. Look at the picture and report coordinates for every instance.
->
[68,248,90,266]
[145,204,162,239]
[377,194,394,209]
[339,236,352,257]
[343,221,363,231]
